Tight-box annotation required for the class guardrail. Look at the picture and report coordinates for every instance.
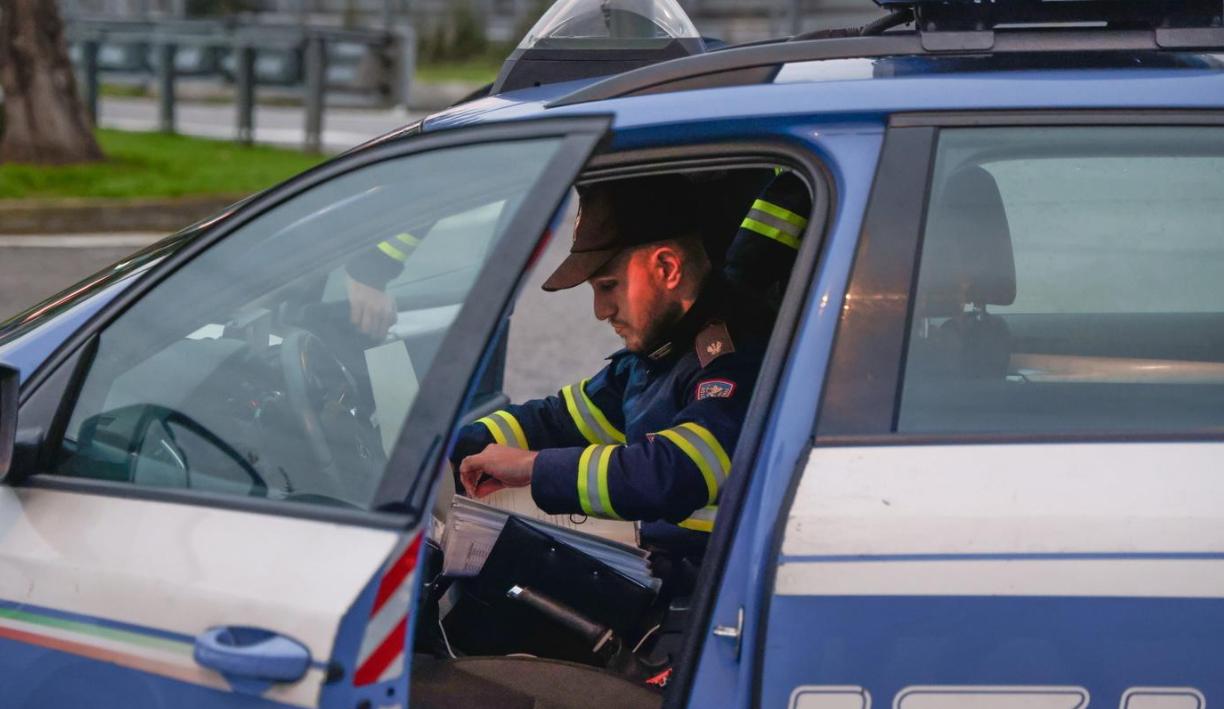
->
[66,18,416,152]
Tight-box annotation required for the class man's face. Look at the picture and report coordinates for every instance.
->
[588,246,684,353]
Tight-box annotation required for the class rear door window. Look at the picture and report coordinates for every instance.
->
[898,126,1224,433]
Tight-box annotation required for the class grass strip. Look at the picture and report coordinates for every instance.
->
[0,129,325,200]
[415,57,501,84]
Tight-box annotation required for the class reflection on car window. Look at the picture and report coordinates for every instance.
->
[56,139,563,510]
[899,126,1224,434]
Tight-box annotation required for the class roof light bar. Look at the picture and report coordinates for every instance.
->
[876,0,1224,31]
[492,0,705,94]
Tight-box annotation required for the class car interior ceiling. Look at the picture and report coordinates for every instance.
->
[407,166,804,708]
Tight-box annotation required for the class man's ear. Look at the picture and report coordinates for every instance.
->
[651,245,685,290]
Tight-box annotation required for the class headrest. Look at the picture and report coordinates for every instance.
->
[916,165,1017,319]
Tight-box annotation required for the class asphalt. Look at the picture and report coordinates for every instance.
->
[0,235,162,323]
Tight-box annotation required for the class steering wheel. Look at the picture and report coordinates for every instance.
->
[279,328,367,499]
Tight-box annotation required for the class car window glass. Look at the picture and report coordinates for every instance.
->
[56,138,563,510]
[898,126,1224,434]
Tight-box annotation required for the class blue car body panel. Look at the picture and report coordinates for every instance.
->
[0,599,304,708]
[426,65,1224,132]
[3,43,1223,708]
[685,121,886,708]
[762,595,1224,707]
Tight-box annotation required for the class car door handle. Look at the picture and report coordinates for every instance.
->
[193,626,311,686]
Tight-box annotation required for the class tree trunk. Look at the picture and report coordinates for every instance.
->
[0,0,104,165]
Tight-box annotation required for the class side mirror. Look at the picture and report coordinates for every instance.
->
[0,363,18,481]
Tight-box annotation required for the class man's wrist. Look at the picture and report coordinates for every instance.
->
[521,450,540,477]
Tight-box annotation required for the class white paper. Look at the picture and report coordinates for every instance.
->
[364,341,419,456]
[441,493,656,589]
[441,516,501,577]
[478,486,640,548]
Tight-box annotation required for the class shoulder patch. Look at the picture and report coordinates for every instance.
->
[695,320,735,367]
[696,379,736,400]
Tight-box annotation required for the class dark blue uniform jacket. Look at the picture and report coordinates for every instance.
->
[450,278,773,554]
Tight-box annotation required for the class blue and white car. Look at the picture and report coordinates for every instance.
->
[2,0,1224,707]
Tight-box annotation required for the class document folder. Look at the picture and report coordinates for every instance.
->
[442,517,659,663]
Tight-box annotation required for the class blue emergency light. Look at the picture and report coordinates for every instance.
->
[492,0,706,94]
[872,0,1224,32]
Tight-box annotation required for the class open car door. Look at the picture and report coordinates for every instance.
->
[0,116,610,709]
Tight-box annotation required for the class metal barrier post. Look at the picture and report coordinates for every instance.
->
[156,41,177,133]
[393,23,416,109]
[64,18,414,135]
[81,38,101,127]
[235,43,256,146]
[303,33,327,153]
[787,0,803,35]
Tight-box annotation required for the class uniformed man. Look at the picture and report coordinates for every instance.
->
[723,169,811,306]
[344,230,421,340]
[449,174,776,559]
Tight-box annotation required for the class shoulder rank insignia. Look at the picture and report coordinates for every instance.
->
[695,320,735,367]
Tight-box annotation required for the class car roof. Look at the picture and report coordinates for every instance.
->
[425,51,1224,134]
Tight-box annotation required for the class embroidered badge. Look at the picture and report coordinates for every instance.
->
[696,379,736,400]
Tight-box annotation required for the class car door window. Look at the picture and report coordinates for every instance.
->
[898,125,1224,433]
[55,138,565,509]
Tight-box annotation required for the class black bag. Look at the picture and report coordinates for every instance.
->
[441,518,657,664]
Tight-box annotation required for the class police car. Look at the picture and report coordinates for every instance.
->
[2,0,1223,706]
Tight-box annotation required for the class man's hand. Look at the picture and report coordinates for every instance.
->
[346,275,396,340]
[458,445,538,498]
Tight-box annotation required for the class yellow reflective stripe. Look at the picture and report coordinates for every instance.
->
[752,199,809,228]
[595,444,623,520]
[576,445,597,516]
[394,232,420,247]
[561,383,602,444]
[678,422,732,475]
[377,241,409,262]
[740,218,802,250]
[577,443,622,520]
[656,428,720,505]
[677,505,718,533]
[476,416,507,446]
[477,411,527,449]
[492,410,528,449]
[578,379,625,443]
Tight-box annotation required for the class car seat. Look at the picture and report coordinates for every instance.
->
[910,165,1017,380]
